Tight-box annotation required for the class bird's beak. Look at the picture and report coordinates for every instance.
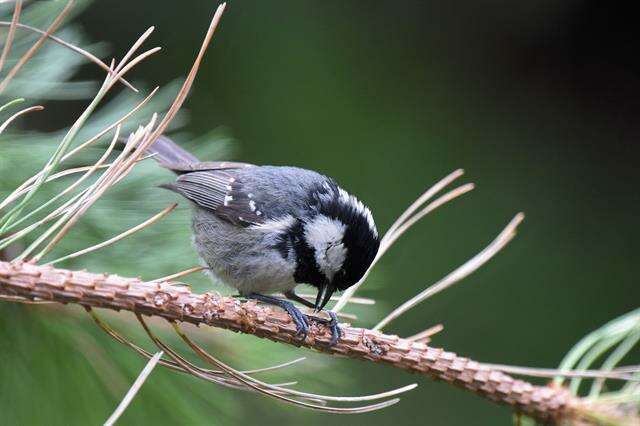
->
[314,282,335,313]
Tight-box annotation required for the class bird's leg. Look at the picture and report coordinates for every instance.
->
[283,290,315,309]
[284,290,342,346]
[245,293,309,340]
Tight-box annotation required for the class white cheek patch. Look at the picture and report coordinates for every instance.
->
[324,243,347,278]
[304,215,347,280]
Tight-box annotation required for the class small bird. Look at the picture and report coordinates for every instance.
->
[147,136,380,344]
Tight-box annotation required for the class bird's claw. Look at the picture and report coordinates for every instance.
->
[244,293,309,341]
[289,306,310,340]
[306,310,342,346]
[244,294,343,344]
[326,311,342,346]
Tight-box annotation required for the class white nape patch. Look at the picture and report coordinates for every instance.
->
[249,200,256,212]
[304,214,347,280]
[251,215,295,232]
[337,187,378,238]
[223,195,233,206]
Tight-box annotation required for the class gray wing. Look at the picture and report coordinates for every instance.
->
[162,170,265,227]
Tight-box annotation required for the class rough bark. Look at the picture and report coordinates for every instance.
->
[0,260,600,424]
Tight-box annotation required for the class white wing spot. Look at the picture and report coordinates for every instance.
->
[249,200,256,211]
[225,185,232,191]
[223,195,233,206]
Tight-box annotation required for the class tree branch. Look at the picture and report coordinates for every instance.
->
[0,260,613,424]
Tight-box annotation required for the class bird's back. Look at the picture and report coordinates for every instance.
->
[230,165,334,221]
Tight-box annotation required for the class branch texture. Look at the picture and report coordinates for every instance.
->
[0,260,594,424]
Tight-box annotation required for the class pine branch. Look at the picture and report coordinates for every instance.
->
[0,260,623,425]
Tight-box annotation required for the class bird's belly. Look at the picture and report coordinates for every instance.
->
[192,210,297,295]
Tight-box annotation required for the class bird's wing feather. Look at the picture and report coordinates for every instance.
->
[162,170,265,226]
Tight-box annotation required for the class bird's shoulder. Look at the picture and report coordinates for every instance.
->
[163,165,338,227]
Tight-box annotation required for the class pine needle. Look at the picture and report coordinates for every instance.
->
[45,203,177,265]
[373,213,524,331]
[0,105,43,134]
[0,20,137,91]
[0,0,22,73]
[0,0,74,94]
[334,169,472,312]
[103,351,163,426]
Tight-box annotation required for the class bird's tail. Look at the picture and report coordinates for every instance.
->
[128,134,253,174]
[145,135,199,169]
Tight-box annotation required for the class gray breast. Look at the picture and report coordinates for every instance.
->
[191,207,298,295]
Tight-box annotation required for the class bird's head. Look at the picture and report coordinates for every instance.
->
[291,182,380,312]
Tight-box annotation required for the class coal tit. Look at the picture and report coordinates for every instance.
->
[148,136,380,344]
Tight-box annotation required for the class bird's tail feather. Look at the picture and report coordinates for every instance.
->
[120,134,253,174]
[145,135,199,169]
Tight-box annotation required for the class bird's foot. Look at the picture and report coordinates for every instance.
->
[245,293,309,340]
[306,311,342,346]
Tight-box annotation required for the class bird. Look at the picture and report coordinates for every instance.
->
[146,135,380,345]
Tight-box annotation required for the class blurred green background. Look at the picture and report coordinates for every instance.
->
[2,1,640,425]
